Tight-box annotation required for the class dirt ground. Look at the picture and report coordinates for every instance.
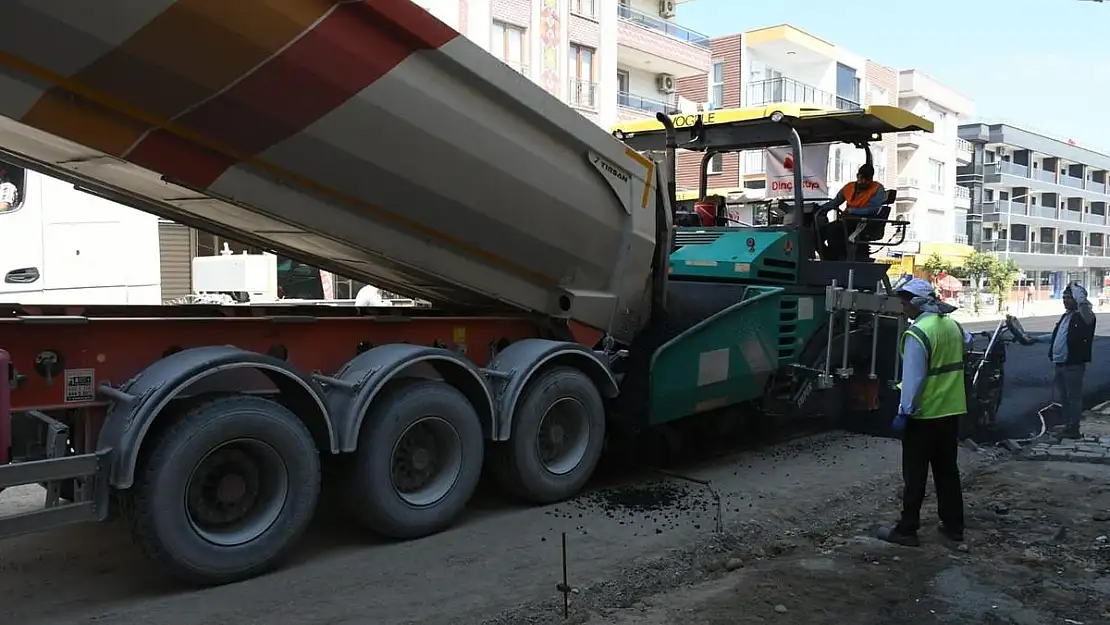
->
[576,417,1110,625]
[1,315,1108,625]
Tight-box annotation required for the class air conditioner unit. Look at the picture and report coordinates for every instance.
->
[659,0,676,18]
[656,73,676,94]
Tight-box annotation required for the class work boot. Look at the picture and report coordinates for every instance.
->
[937,522,964,542]
[876,526,920,547]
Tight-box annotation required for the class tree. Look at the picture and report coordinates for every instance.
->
[959,251,998,314]
[920,252,951,284]
[987,257,1020,312]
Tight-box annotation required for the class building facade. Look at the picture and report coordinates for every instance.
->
[894,70,975,246]
[958,122,1110,296]
[673,25,898,196]
[413,0,710,130]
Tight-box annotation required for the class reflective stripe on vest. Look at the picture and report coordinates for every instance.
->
[898,315,967,419]
[842,181,880,209]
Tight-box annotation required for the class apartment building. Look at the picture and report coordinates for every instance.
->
[958,122,1110,295]
[894,70,975,246]
[674,25,898,195]
[412,0,709,129]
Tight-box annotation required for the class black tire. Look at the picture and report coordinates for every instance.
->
[346,379,484,539]
[130,395,321,586]
[491,367,606,504]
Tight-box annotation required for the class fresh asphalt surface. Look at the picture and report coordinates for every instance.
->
[0,312,1107,625]
[963,312,1110,437]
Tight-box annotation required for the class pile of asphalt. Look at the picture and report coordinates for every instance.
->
[544,479,715,535]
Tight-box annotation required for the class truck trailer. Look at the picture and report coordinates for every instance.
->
[0,0,1008,586]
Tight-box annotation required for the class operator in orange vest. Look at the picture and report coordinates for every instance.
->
[819,163,886,260]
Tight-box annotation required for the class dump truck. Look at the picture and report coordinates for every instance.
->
[0,0,1008,587]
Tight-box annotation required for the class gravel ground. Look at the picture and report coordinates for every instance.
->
[1,313,1107,625]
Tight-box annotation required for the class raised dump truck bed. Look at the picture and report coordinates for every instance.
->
[0,0,657,342]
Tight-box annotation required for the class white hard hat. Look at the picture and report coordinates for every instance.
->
[894,278,936,299]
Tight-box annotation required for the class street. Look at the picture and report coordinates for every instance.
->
[1,312,1108,625]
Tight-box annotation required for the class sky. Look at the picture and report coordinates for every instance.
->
[676,0,1110,155]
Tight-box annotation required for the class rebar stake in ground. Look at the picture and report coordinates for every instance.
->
[556,532,571,619]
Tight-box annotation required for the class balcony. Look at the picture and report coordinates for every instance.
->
[954,185,970,208]
[897,132,923,150]
[984,161,1029,178]
[616,5,710,78]
[746,77,860,110]
[1032,168,1055,184]
[1061,209,1083,223]
[1086,246,1106,257]
[1061,174,1085,190]
[897,176,920,201]
[617,91,676,117]
[1060,243,1083,256]
[1035,242,1056,255]
[955,138,973,164]
[1029,204,1057,219]
[953,234,969,244]
[567,79,599,111]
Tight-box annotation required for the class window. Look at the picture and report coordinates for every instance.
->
[491,21,527,74]
[0,162,26,213]
[872,145,887,182]
[617,69,629,94]
[570,0,598,18]
[928,158,945,193]
[710,62,724,109]
[744,179,766,190]
[742,150,764,174]
[707,154,723,175]
[568,44,597,109]
[835,63,859,106]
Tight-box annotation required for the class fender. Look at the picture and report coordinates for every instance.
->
[97,346,333,489]
[486,339,618,441]
[324,344,494,451]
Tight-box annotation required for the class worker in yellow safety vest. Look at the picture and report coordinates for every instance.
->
[877,278,971,547]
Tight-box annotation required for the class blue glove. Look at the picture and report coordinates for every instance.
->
[891,412,909,433]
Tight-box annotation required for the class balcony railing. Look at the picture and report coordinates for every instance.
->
[953,234,969,244]
[1030,204,1057,219]
[985,161,1029,177]
[1085,246,1106,257]
[954,186,971,200]
[1036,242,1056,254]
[617,91,675,115]
[746,77,860,111]
[1060,243,1083,256]
[955,138,973,155]
[1062,175,1085,190]
[1033,168,1055,183]
[1087,212,1108,226]
[617,4,710,48]
[1061,209,1083,223]
[568,79,598,110]
[898,176,920,188]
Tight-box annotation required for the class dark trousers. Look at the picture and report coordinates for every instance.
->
[1053,364,1085,433]
[896,414,965,534]
[823,220,850,260]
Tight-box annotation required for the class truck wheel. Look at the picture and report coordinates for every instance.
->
[346,379,484,539]
[130,395,320,586]
[493,367,605,504]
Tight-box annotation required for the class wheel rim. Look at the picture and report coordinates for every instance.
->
[390,417,464,507]
[185,439,290,547]
[535,397,591,475]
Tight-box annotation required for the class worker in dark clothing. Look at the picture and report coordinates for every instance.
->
[878,278,971,547]
[1011,281,1096,439]
[817,163,886,260]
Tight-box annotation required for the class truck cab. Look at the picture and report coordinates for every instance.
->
[0,158,161,305]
